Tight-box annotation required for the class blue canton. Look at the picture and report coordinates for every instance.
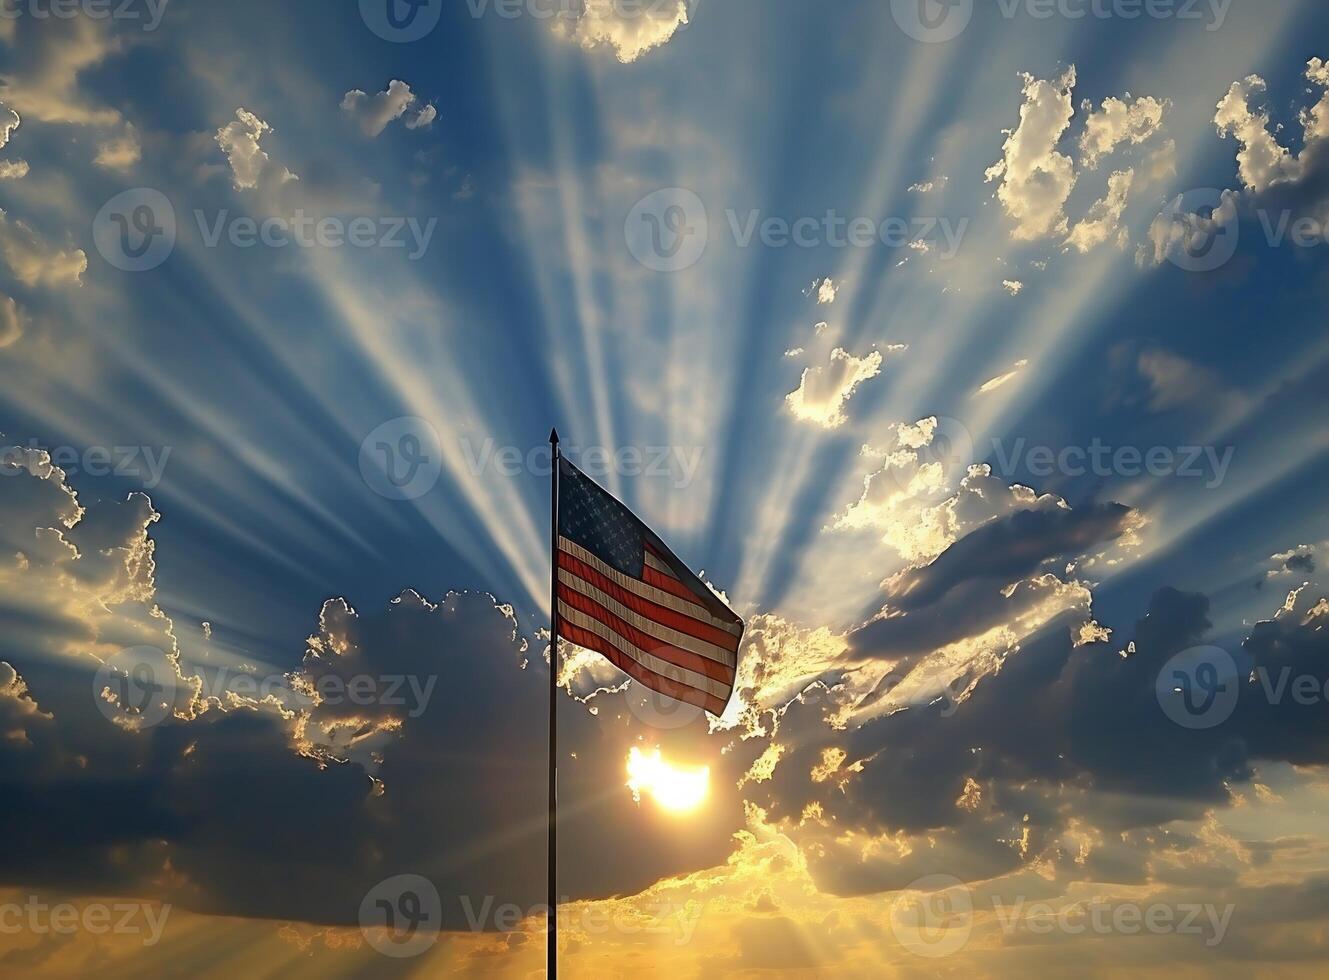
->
[558,458,645,578]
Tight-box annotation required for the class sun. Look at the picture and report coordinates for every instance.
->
[626,747,710,815]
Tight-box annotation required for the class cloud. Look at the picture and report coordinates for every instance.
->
[215,108,295,190]
[1139,187,1240,268]
[986,68,1079,241]
[977,359,1028,393]
[1079,95,1168,170]
[785,347,885,429]
[0,210,87,288]
[0,450,745,926]
[1136,347,1249,416]
[0,104,17,149]
[806,277,838,304]
[94,125,142,172]
[1065,168,1133,253]
[1215,75,1304,193]
[0,160,26,180]
[1001,279,1024,296]
[0,294,24,348]
[557,0,691,64]
[340,80,434,138]
[0,17,123,126]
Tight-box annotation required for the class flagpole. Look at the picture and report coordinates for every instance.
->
[547,427,560,980]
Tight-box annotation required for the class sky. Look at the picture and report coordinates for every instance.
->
[1,0,1329,975]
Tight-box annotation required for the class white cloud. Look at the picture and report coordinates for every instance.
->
[0,294,23,348]
[986,67,1079,241]
[406,103,437,130]
[0,160,28,180]
[786,347,885,429]
[215,108,291,190]
[1215,75,1302,192]
[1001,279,1024,295]
[0,210,87,288]
[806,277,837,304]
[1079,95,1168,170]
[94,124,142,172]
[1139,188,1239,268]
[0,18,122,126]
[341,80,433,138]
[0,105,18,150]
[977,359,1029,394]
[1065,168,1134,253]
[558,0,690,64]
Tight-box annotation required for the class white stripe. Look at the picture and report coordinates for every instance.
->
[558,569,738,667]
[559,601,733,701]
[644,551,677,578]
[557,536,742,637]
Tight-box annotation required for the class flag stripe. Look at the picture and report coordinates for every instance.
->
[557,536,742,637]
[559,620,728,716]
[643,550,677,578]
[558,600,733,700]
[557,558,741,657]
[641,565,713,610]
[556,584,737,682]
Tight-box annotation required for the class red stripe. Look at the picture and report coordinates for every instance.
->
[642,564,713,611]
[559,620,727,716]
[558,551,741,652]
[557,586,736,683]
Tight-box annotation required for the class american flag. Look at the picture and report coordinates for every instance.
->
[554,456,743,717]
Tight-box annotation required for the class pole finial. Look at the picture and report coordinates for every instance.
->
[550,427,560,446]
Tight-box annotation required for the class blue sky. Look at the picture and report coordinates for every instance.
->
[2,0,1329,974]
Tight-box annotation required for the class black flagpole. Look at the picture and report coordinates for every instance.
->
[547,428,560,980]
